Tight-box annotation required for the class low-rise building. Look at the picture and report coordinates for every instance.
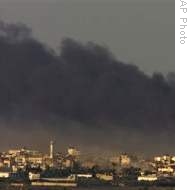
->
[120,154,131,167]
[0,168,11,178]
[96,173,113,181]
[138,174,158,182]
[29,172,41,181]
[27,155,43,165]
[158,167,174,173]
[68,147,80,157]
[77,174,93,178]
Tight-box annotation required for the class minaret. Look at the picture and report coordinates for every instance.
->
[50,140,54,159]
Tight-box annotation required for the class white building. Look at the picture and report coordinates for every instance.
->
[29,172,41,181]
[77,174,93,178]
[8,149,20,157]
[0,168,11,178]
[96,174,113,181]
[27,156,43,165]
[120,154,130,167]
[138,174,158,182]
[158,167,174,173]
[154,156,161,162]
[67,147,80,157]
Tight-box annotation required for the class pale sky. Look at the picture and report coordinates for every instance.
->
[0,0,174,74]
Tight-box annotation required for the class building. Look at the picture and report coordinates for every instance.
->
[153,155,175,176]
[3,158,11,168]
[120,154,131,167]
[154,155,174,164]
[138,174,158,181]
[27,155,43,165]
[0,171,10,178]
[158,167,174,173]
[77,174,93,178]
[15,155,26,165]
[154,156,161,162]
[96,173,113,181]
[0,168,11,178]
[8,149,20,157]
[67,147,80,157]
[64,157,74,168]
[29,172,41,181]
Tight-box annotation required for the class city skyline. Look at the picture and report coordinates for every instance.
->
[0,140,175,188]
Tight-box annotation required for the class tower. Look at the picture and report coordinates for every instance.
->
[50,140,54,159]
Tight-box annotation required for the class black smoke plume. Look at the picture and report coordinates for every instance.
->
[0,21,174,156]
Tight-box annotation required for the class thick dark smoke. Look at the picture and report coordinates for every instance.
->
[0,21,174,156]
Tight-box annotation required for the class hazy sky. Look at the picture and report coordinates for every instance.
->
[0,0,174,74]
